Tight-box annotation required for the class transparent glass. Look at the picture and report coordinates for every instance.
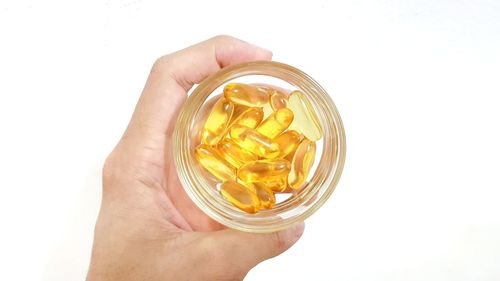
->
[173,61,346,233]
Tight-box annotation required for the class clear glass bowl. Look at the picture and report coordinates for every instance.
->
[173,61,346,233]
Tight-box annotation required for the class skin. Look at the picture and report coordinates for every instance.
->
[86,35,305,281]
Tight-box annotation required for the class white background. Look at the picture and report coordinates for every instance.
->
[1,0,499,280]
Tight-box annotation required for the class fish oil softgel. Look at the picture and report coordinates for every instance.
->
[287,91,323,141]
[194,83,322,213]
[220,180,260,213]
[230,124,280,159]
[201,98,234,145]
[256,108,294,139]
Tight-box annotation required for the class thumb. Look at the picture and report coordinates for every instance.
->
[213,222,305,270]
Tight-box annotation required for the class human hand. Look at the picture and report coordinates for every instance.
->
[86,36,305,281]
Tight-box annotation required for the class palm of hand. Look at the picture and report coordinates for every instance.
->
[128,130,222,232]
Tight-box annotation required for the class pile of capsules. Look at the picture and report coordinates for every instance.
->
[195,83,322,213]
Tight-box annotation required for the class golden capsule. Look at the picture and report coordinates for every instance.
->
[194,144,236,182]
[220,180,260,213]
[270,90,288,111]
[253,177,288,193]
[229,124,279,159]
[261,102,274,119]
[191,95,220,145]
[238,159,291,183]
[275,185,294,193]
[254,184,275,209]
[201,97,234,145]
[223,83,270,107]
[233,104,250,117]
[256,108,294,139]
[230,107,264,129]
[236,178,256,192]
[287,91,323,141]
[288,139,316,189]
[217,138,258,168]
[274,130,303,158]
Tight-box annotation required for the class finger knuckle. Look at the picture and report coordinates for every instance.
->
[150,54,175,76]
[102,151,122,185]
[102,146,135,185]
[211,34,236,43]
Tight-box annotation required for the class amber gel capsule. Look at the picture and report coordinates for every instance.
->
[274,130,302,158]
[256,108,294,139]
[195,144,236,181]
[224,83,270,107]
[287,91,323,141]
[217,138,258,168]
[238,159,291,183]
[220,180,260,213]
[201,97,234,145]
[288,139,316,189]
[229,124,280,159]
[229,107,264,129]
[254,177,288,193]
[270,90,288,111]
[238,181,275,209]
[254,184,275,209]
[261,102,274,119]
[232,104,250,118]
[275,185,294,194]
[191,95,219,145]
